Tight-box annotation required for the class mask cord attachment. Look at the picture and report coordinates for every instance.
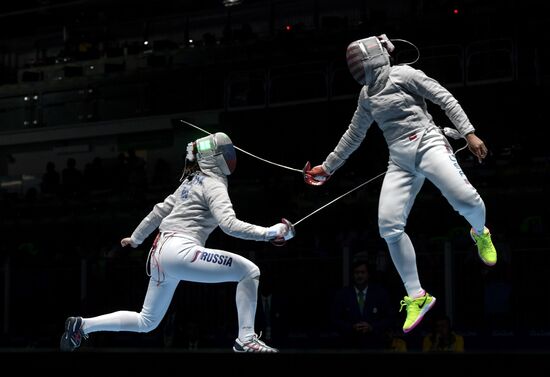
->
[390,38,420,65]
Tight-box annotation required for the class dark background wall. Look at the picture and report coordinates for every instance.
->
[0,0,547,352]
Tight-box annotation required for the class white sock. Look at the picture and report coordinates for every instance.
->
[473,226,486,235]
[236,277,259,341]
[386,232,423,297]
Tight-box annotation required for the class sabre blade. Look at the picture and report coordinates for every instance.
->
[179,120,302,173]
[293,171,386,226]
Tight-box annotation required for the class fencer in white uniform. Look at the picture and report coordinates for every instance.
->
[305,35,497,333]
[61,132,292,352]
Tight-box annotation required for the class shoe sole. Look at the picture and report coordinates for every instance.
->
[478,251,497,266]
[403,296,436,334]
[233,344,278,353]
[233,347,278,353]
[60,331,73,352]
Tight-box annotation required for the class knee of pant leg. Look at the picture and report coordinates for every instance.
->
[461,194,485,217]
[379,220,404,244]
[138,313,162,333]
[242,263,260,281]
[451,189,484,214]
[381,229,404,244]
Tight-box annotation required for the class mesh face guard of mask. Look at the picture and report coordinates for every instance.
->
[346,35,391,85]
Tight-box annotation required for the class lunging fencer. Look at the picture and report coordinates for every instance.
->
[305,34,497,333]
[61,132,294,353]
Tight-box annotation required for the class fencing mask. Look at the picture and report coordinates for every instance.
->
[346,34,394,87]
[192,132,236,176]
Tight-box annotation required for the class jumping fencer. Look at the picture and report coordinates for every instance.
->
[305,34,497,333]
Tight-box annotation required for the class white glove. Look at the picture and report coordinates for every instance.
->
[265,223,287,241]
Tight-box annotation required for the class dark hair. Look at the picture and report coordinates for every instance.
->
[435,314,451,327]
[351,251,370,270]
[179,159,201,182]
[352,258,369,271]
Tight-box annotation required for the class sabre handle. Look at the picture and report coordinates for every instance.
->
[271,218,296,247]
[303,161,330,186]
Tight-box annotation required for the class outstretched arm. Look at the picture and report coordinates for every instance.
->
[205,181,292,242]
[322,96,373,175]
[305,94,373,185]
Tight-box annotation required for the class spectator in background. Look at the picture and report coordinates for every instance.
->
[84,157,109,192]
[422,314,464,352]
[40,161,60,196]
[152,158,174,189]
[383,321,408,352]
[113,152,129,195]
[61,158,83,198]
[127,148,148,200]
[331,258,392,349]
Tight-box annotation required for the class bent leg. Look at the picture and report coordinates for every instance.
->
[161,242,261,341]
[419,138,496,265]
[419,141,486,233]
